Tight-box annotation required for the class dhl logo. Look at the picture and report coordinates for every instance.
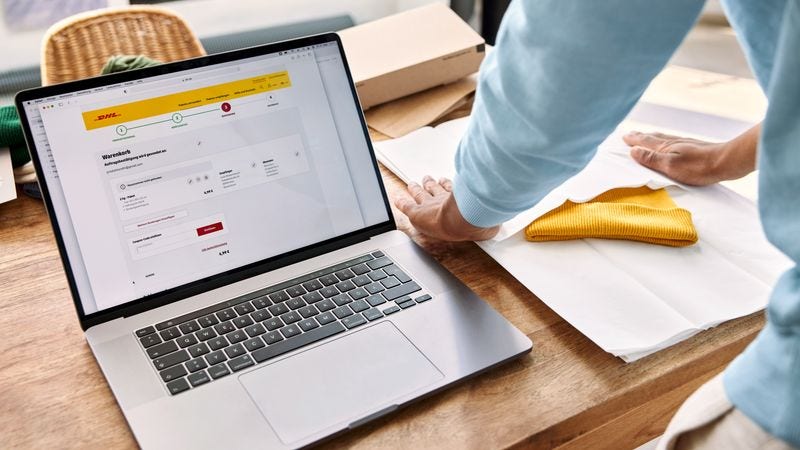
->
[95,112,121,122]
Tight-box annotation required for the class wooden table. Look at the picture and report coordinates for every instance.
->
[0,161,763,448]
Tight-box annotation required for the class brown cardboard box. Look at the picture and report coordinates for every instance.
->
[339,2,485,110]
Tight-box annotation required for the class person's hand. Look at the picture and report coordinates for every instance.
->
[623,127,758,186]
[394,176,499,241]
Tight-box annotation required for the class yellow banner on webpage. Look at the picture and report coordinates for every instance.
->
[82,71,291,131]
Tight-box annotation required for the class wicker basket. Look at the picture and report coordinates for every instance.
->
[41,6,206,85]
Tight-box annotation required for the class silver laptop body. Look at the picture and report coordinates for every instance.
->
[16,33,531,449]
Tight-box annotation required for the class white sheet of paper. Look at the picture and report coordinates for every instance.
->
[373,110,791,361]
[0,148,18,204]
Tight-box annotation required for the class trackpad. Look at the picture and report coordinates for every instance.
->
[240,322,443,444]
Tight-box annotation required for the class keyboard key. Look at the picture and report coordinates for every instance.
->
[383,264,412,283]
[316,311,336,325]
[147,340,178,359]
[298,305,319,319]
[214,321,235,335]
[263,317,284,331]
[140,333,162,348]
[188,370,210,387]
[154,350,189,370]
[365,282,385,295]
[160,327,181,341]
[302,279,323,291]
[160,364,187,382]
[208,336,228,351]
[281,311,301,324]
[225,344,246,358]
[268,303,289,316]
[280,324,301,339]
[228,354,255,372]
[244,337,265,352]
[177,335,198,348]
[302,291,323,304]
[319,286,339,298]
[198,314,219,328]
[286,285,306,298]
[367,294,386,307]
[234,303,254,315]
[415,294,432,303]
[333,305,353,319]
[205,350,227,366]
[298,318,319,332]
[352,275,371,287]
[352,264,370,275]
[179,320,200,334]
[367,256,392,270]
[286,297,306,310]
[216,308,236,321]
[316,299,336,312]
[349,288,369,300]
[368,270,387,281]
[187,342,210,358]
[350,300,369,313]
[195,328,216,341]
[251,309,270,322]
[208,364,230,380]
[186,358,208,373]
[333,293,352,306]
[335,280,355,292]
[371,250,384,258]
[245,323,266,337]
[398,298,416,309]
[381,277,401,289]
[382,305,401,315]
[319,274,338,286]
[269,291,290,303]
[334,268,355,280]
[252,322,346,363]
[263,331,284,344]
[225,330,247,344]
[166,378,190,395]
[364,308,384,321]
[342,314,367,329]
[233,315,254,329]
[252,297,271,309]
[136,326,155,337]
[382,281,421,301]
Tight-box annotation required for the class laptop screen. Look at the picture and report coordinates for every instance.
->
[19,39,390,316]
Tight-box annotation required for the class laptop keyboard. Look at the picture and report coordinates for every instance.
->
[134,251,433,395]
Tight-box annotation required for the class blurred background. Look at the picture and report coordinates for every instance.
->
[0,0,749,104]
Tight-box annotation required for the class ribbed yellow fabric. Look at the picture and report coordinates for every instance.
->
[525,186,698,247]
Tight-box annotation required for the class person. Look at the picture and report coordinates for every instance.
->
[394,1,799,449]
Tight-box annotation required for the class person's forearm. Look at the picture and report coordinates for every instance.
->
[716,123,759,180]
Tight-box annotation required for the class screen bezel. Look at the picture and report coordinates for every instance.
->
[15,33,396,331]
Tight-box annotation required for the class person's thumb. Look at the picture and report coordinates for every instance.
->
[630,146,670,173]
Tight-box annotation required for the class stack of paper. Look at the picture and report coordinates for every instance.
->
[374,111,791,362]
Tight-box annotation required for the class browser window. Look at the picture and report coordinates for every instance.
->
[23,42,388,314]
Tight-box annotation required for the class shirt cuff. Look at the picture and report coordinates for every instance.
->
[452,173,517,228]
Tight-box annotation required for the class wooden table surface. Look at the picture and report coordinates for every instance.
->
[0,162,762,448]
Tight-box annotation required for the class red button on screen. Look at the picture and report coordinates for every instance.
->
[196,222,224,236]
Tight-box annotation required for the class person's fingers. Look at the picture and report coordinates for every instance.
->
[394,196,418,217]
[630,146,672,173]
[422,175,445,196]
[623,131,668,150]
[439,177,453,192]
[406,182,428,204]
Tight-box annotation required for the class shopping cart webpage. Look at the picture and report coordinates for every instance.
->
[31,43,388,313]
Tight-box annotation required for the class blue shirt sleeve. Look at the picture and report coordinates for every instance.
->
[453,0,705,227]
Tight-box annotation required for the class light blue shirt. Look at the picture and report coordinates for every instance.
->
[454,0,800,445]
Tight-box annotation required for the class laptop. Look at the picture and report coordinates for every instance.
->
[16,33,531,448]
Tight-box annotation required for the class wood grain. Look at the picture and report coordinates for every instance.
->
[0,167,762,449]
